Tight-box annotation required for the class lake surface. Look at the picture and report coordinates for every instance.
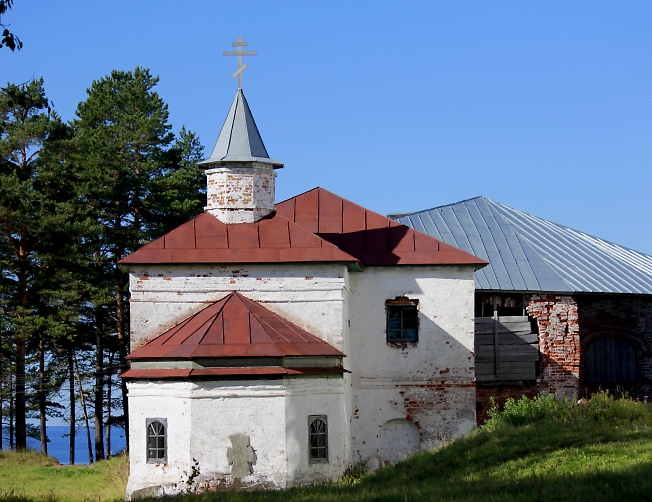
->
[4,425,126,465]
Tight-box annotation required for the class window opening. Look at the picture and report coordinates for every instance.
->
[309,415,328,463]
[474,293,526,318]
[147,418,167,463]
[386,297,419,342]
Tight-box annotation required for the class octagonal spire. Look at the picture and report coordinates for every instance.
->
[199,89,283,168]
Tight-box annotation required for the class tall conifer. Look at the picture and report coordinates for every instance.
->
[0,78,66,449]
[74,68,204,451]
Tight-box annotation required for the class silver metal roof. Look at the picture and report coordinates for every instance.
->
[393,197,652,294]
[199,89,283,168]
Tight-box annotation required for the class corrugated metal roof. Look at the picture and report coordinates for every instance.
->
[198,89,283,167]
[126,291,345,360]
[393,196,652,294]
[276,188,487,267]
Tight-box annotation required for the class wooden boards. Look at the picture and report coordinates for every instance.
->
[475,315,539,383]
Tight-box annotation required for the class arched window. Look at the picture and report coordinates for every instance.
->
[309,416,328,463]
[147,418,167,463]
[586,337,636,383]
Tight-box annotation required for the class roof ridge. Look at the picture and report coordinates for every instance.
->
[488,198,652,258]
[236,293,321,345]
[390,195,487,218]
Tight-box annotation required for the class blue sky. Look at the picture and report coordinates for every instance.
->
[4,1,652,254]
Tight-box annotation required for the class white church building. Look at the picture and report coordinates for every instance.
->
[120,87,486,498]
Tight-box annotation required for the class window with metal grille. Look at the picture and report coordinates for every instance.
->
[309,415,328,463]
[146,418,167,463]
[386,297,419,342]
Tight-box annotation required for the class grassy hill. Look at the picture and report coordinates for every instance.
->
[2,393,652,502]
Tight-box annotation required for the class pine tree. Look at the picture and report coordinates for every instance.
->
[73,67,205,452]
[0,78,70,449]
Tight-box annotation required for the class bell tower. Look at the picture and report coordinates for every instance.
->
[198,38,283,224]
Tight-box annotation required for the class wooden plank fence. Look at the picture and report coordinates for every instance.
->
[475,315,539,383]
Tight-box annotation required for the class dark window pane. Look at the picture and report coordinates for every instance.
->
[402,328,417,341]
[403,317,416,330]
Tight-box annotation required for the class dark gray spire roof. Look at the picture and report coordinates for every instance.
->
[199,89,283,168]
[393,196,652,294]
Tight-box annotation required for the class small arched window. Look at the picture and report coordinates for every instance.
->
[586,337,636,383]
[309,416,328,463]
[147,418,167,463]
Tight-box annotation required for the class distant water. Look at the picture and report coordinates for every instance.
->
[4,425,126,465]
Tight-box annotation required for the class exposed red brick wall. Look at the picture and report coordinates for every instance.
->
[476,294,652,424]
[528,294,580,396]
[476,294,580,424]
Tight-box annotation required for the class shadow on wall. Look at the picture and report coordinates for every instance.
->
[351,312,477,461]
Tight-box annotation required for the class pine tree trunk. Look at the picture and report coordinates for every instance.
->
[39,333,47,455]
[105,352,113,459]
[74,353,93,464]
[9,372,13,450]
[116,262,129,451]
[15,226,28,450]
[94,313,105,461]
[0,352,3,452]
[15,336,25,450]
[69,348,75,465]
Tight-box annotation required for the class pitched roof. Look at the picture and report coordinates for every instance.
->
[393,196,652,294]
[276,188,487,267]
[119,211,357,266]
[198,89,283,167]
[126,291,345,360]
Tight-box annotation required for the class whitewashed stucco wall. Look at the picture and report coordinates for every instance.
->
[128,263,349,351]
[284,377,348,483]
[126,381,193,496]
[126,262,478,494]
[125,377,348,498]
[346,266,477,461]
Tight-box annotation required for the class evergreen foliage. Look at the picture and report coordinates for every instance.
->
[0,69,205,461]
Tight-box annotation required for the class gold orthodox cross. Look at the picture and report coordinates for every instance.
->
[223,36,257,89]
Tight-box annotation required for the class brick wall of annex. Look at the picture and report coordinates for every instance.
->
[528,294,580,395]
[577,295,652,399]
[475,294,580,423]
[476,294,652,424]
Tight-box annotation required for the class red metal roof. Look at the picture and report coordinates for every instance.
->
[119,188,486,268]
[275,188,487,266]
[126,291,345,360]
[119,211,358,266]
[120,366,347,379]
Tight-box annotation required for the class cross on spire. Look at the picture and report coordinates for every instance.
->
[223,36,257,89]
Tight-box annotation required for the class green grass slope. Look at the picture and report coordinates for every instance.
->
[165,393,652,502]
[0,451,128,502]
